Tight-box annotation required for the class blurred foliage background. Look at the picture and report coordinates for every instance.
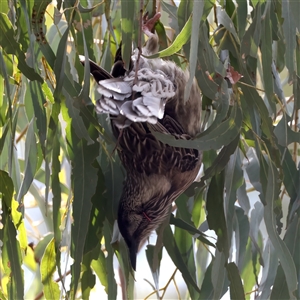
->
[0,0,300,299]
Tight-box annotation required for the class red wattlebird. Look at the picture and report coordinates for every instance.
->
[80,12,202,270]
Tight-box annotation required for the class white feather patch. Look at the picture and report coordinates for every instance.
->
[96,65,176,128]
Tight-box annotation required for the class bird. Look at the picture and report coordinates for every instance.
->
[80,12,202,270]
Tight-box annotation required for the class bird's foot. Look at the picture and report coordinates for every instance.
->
[142,11,161,37]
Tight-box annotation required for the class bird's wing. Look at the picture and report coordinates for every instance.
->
[95,68,176,128]
[117,116,200,176]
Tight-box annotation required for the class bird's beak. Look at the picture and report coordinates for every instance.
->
[129,241,138,271]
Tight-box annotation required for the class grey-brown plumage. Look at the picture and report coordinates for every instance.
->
[80,13,202,270]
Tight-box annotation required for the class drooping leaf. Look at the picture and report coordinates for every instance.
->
[257,239,278,300]
[234,207,250,270]
[261,2,275,113]
[274,113,300,146]
[0,13,43,82]
[227,262,245,300]
[2,204,24,300]
[146,14,193,59]
[263,160,297,299]
[41,238,60,300]
[152,102,242,151]
[91,248,109,294]
[64,101,100,296]
[121,0,135,70]
[17,120,38,203]
[224,149,244,243]
[206,171,229,258]
[161,1,179,34]
[211,250,228,299]
[163,225,201,294]
[170,214,214,247]
[282,0,297,78]
[184,0,204,102]
[216,6,240,44]
[145,244,162,294]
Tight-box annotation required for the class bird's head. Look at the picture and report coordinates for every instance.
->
[117,175,172,270]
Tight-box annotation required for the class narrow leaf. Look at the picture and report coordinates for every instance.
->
[227,262,245,300]
[184,1,204,102]
[163,225,201,293]
[264,161,297,299]
[17,119,38,203]
[146,14,193,59]
[41,239,60,300]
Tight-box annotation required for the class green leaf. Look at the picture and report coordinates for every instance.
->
[224,149,243,243]
[237,181,251,215]
[211,250,227,299]
[257,239,278,300]
[121,0,135,70]
[17,119,38,203]
[99,150,124,224]
[174,218,199,299]
[146,14,193,59]
[163,225,201,294]
[177,0,193,59]
[161,1,179,34]
[2,204,24,300]
[202,134,240,181]
[0,170,14,204]
[82,249,97,299]
[196,22,221,100]
[236,0,247,39]
[227,262,245,300]
[145,244,162,293]
[216,6,240,44]
[263,160,297,299]
[270,264,289,300]
[0,13,43,82]
[261,2,275,113]
[234,207,250,270]
[293,74,300,113]
[65,103,100,296]
[64,95,94,144]
[102,220,117,300]
[249,201,264,267]
[271,213,300,299]
[29,81,47,153]
[274,113,300,146]
[53,24,70,99]
[282,0,297,77]
[152,102,242,151]
[240,3,261,59]
[278,145,298,205]
[83,163,106,255]
[170,214,215,247]
[241,236,261,299]
[199,260,214,299]
[184,1,204,102]
[41,238,60,300]
[244,147,263,196]
[206,171,229,258]
[91,249,108,294]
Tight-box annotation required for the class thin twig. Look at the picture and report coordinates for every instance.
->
[172,276,181,300]
[144,287,165,300]
[160,268,178,299]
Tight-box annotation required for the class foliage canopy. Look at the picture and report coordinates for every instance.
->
[0,0,300,299]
